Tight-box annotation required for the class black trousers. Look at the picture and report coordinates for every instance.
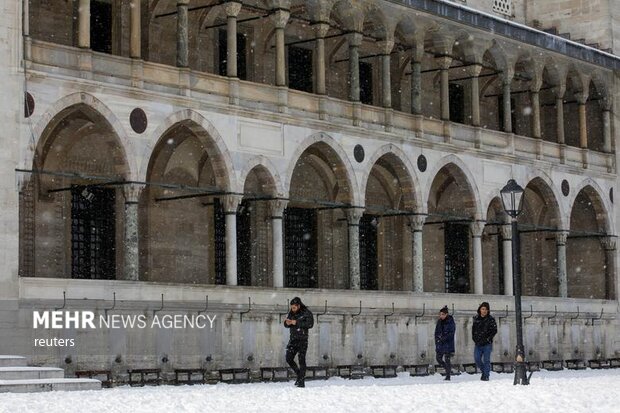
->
[286,339,308,379]
[436,352,452,378]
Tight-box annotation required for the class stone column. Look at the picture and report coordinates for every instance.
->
[555,86,566,144]
[410,59,422,115]
[471,221,485,295]
[470,64,483,126]
[123,184,143,281]
[603,102,612,153]
[347,208,363,290]
[576,93,588,149]
[500,224,513,296]
[377,40,394,108]
[556,230,569,298]
[408,215,426,292]
[436,56,452,121]
[78,0,90,49]
[176,0,190,67]
[313,22,329,95]
[223,195,242,286]
[348,32,363,102]
[602,236,617,300]
[531,88,541,139]
[130,0,141,58]
[269,199,288,288]
[271,9,289,87]
[224,1,242,77]
[502,73,514,133]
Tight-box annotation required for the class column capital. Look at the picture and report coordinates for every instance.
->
[222,194,243,213]
[347,32,363,48]
[408,215,426,232]
[555,230,569,246]
[553,85,566,99]
[376,40,394,55]
[575,92,589,105]
[465,63,483,78]
[177,0,190,5]
[346,207,364,225]
[224,1,242,17]
[499,224,512,241]
[312,22,330,38]
[270,9,290,29]
[410,43,425,63]
[601,236,617,251]
[470,221,486,237]
[435,55,452,70]
[123,183,144,204]
[501,68,514,85]
[601,96,613,111]
[268,199,288,218]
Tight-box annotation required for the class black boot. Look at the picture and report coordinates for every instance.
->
[295,377,305,388]
[444,376,450,381]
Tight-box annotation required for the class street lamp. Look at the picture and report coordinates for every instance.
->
[500,179,529,385]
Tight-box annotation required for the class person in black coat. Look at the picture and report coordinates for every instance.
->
[284,296,314,387]
[472,301,497,381]
[435,305,456,380]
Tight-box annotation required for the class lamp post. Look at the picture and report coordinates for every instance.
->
[500,179,529,385]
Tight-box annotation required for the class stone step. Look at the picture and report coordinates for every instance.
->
[0,378,101,393]
[0,356,28,367]
[0,367,65,380]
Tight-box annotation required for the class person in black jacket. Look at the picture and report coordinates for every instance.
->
[284,296,314,388]
[472,301,497,381]
[435,305,456,381]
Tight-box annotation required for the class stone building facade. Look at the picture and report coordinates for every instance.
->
[0,0,618,375]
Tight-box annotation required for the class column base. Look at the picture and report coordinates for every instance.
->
[559,144,567,164]
[277,86,288,114]
[318,95,329,121]
[178,68,191,97]
[384,108,393,132]
[78,49,93,80]
[131,58,144,89]
[535,138,543,160]
[581,148,589,169]
[229,78,240,106]
[352,102,361,127]
[443,121,451,144]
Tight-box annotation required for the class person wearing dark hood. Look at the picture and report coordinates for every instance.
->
[472,301,497,381]
[435,305,456,381]
[284,297,314,388]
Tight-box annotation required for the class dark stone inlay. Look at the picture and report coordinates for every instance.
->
[130,108,148,134]
[353,144,365,163]
[610,187,614,204]
[417,154,427,172]
[561,180,570,197]
[25,92,35,118]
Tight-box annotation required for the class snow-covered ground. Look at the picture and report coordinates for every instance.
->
[1,369,619,413]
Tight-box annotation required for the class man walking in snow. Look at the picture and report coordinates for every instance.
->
[284,296,314,388]
[472,301,497,381]
[435,305,456,380]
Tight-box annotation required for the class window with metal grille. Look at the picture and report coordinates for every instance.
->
[236,200,252,286]
[288,46,314,93]
[492,0,512,16]
[214,198,227,285]
[90,0,112,54]
[449,83,465,124]
[444,222,470,293]
[359,214,378,290]
[71,186,115,279]
[360,61,373,105]
[284,207,317,288]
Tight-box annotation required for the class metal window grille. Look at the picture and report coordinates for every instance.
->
[444,222,470,293]
[492,0,512,16]
[71,186,115,280]
[284,207,317,288]
[359,214,378,290]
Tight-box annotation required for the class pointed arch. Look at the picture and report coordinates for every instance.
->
[361,144,421,212]
[142,109,235,192]
[32,92,136,182]
[239,156,283,197]
[285,132,359,205]
[569,179,612,234]
[424,155,482,219]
